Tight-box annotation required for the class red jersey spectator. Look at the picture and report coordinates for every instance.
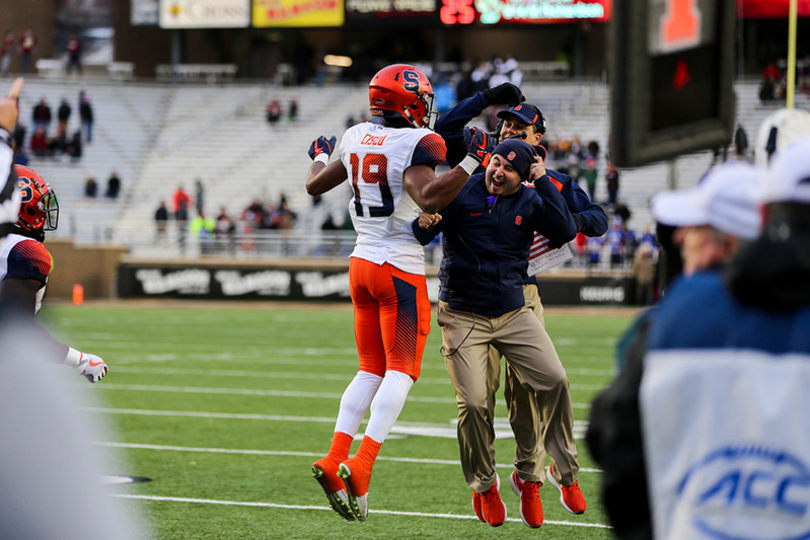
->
[172,186,191,214]
[66,34,82,76]
[18,28,35,74]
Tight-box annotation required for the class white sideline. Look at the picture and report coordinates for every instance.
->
[112,494,612,529]
[110,365,616,383]
[90,384,592,408]
[94,441,602,473]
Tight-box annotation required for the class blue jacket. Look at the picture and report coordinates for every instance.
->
[412,173,576,317]
[435,92,607,239]
[586,270,810,539]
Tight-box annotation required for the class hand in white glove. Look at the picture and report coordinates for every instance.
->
[75,352,109,383]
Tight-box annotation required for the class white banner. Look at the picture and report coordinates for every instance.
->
[132,0,160,24]
[159,0,251,28]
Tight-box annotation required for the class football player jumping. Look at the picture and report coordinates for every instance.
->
[305,64,489,521]
[0,165,109,383]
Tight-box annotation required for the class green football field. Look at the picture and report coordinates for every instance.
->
[45,302,637,539]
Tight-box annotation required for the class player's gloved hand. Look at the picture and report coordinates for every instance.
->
[466,127,489,164]
[308,136,337,161]
[75,352,109,383]
[483,82,525,107]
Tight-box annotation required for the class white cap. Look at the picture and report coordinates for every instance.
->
[755,108,810,168]
[651,163,761,240]
[762,137,810,205]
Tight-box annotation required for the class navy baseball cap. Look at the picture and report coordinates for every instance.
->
[492,139,537,180]
[497,104,546,134]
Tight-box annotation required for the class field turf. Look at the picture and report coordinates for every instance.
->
[45,302,636,539]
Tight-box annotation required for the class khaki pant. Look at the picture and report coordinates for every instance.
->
[438,299,579,492]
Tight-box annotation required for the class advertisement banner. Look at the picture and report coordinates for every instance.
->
[118,262,635,305]
[253,0,344,27]
[473,0,611,25]
[133,0,160,24]
[118,264,352,300]
[159,0,251,28]
[345,0,436,24]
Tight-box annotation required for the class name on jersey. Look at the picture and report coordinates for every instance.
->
[361,134,387,146]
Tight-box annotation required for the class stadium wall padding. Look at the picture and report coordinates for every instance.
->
[46,240,128,299]
[117,259,636,305]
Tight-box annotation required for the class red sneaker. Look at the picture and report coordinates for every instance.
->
[471,491,485,522]
[311,458,354,521]
[509,470,543,528]
[479,475,507,527]
[338,458,371,521]
[546,465,586,515]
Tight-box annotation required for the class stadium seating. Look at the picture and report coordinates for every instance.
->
[15,76,809,254]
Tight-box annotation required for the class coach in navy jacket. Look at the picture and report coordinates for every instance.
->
[434,85,606,512]
[411,139,583,527]
[412,139,576,317]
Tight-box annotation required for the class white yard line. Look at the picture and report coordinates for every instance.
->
[92,383,596,406]
[111,366,613,384]
[95,441,602,473]
[94,383,457,403]
[112,494,611,529]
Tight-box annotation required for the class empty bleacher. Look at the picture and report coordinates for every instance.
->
[12,76,809,256]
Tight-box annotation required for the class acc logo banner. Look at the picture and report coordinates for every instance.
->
[678,446,810,539]
[253,0,344,26]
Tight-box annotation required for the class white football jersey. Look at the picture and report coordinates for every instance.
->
[339,122,446,275]
[0,233,51,315]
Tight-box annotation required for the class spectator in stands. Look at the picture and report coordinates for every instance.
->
[13,144,28,166]
[605,160,620,206]
[66,34,82,77]
[266,99,282,125]
[587,140,600,159]
[78,91,93,143]
[632,243,655,306]
[288,98,298,121]
[106,172,121,199]
[733,124,749,161]
[68,130,82,162]
[194,179,204,215]
[607,218,624,267]
[215,207,236,253]
[172,185,191,216]
[84,175,98,198]
[18,28,35,74]
[190,211,215,255]
[12,122,25,151]
[31,98,51,135]
[48,125,68,156]
[57,98,71,134]
[276,193,297,230]
[1,31,13,77]
[587,235,603,267]
[175,199,189,252]
[582,155,598,200]
[154,200,169,243]
[29,125,48,157]
[504,53,522,87]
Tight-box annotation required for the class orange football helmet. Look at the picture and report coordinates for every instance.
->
[369,64,435,128]
[15,165,59,233]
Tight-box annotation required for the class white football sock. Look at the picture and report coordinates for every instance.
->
[364,370,414,443]
[333,371,383,436]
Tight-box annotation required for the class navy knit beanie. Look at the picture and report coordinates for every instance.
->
[492,139,536,180]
